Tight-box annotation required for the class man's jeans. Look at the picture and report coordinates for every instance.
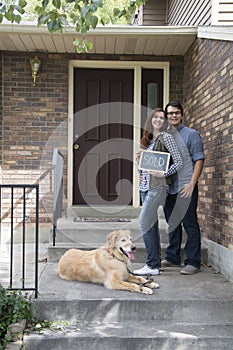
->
[139,187,167,269]
[163,185,201,268]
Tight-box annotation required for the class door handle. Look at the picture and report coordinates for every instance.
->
[74,144,80,150]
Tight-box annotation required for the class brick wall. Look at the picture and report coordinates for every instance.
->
[1,52,183,224]
[2,53,68,170]
[183,38,233,250]
[1,52,69,224]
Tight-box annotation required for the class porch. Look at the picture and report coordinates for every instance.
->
[1,218,233,350]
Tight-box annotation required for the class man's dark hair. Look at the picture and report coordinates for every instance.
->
[165,101,184,118]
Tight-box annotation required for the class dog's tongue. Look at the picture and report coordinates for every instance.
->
[128,252,135,260]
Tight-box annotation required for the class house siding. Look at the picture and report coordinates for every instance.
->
[183,38,233,250]
[143,0,167,25]
[167,0,211,25]
[217,1,233,24]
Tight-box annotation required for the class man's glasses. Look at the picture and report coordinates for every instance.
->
[167,111,181,116]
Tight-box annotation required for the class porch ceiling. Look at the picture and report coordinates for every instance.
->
[0,23,197,56]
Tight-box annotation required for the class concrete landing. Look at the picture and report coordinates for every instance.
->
[36,262,233,306]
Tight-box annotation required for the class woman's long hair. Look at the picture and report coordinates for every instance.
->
[140,108,173,148]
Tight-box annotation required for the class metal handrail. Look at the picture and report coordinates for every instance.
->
[0,184,39,298]
[52,148,64,246]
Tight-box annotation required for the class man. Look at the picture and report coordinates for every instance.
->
[162,101,205,275]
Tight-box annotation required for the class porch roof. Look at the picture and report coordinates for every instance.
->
[0,23,197,56]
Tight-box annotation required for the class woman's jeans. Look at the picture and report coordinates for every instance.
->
[139,187,167,269]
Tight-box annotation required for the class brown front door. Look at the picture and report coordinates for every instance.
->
[73,68,134,205]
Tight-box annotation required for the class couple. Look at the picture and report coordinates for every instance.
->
[134,101,205,276]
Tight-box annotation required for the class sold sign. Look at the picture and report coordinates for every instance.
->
[138,150,170,173]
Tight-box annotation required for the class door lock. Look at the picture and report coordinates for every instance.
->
[74,144,80,150]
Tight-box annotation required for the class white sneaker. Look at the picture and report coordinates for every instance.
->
[133,265,160,276]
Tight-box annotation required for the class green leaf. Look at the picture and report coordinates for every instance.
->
[113,8,121,17]
[118,9,127,18]
[19,0,27,8]
[90,15,98,28]
[38,14,51,25]
[15,5,25,15]
[92,0,103,7]
[35,5,44,16]
[42,0,49,8]
[76,46,83,53]
[86,41,93,50]
[52,0,61,9]
[137,0,146,5]
[89,4,97,13]
[47,19,62,32]
[70,13,79,25]
[100,18,105,25]
[0,14,3,23]
[81,6,89,19]
[75,23,81,32]
[47,10,58,20]
[73,38,80,46]
[73,37,93,54]
[81,27,88,34]
[60,15,68,26]
[5,11,13,22]
[13,14,22,23]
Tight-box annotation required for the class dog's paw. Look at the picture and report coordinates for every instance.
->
[148,281,160,289]
[141,286,153,295]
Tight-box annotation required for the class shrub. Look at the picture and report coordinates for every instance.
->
[0,284,34,349]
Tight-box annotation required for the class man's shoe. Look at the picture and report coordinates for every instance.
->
[180,265,200,275]
[133,265,160,276]
[161,259,180,267]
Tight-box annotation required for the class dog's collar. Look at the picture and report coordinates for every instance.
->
[106,248,135,275]
[106,248,125,264]
[106,249,115,258]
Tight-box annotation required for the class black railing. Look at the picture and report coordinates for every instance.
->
[0,184,39,298]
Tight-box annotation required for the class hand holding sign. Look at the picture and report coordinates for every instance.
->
[149,170,165,177]
[138,150,170,173]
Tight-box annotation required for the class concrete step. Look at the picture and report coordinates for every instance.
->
[66,206,141,219]
[49,216,208,264]
[24,263,233,350]
[33,294,233,324]
[24,321,233,350]
[47,242,208,264]
[54,217,168,244]
[33,264,233,323]
[55,206,168,244]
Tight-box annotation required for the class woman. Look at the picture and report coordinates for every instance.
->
[133,108,183,276]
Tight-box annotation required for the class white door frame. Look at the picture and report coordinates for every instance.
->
[68,60,170,207]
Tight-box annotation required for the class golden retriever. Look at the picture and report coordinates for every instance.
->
[57,229,159,295]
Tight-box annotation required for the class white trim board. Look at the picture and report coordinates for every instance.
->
[198,25,233,41]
